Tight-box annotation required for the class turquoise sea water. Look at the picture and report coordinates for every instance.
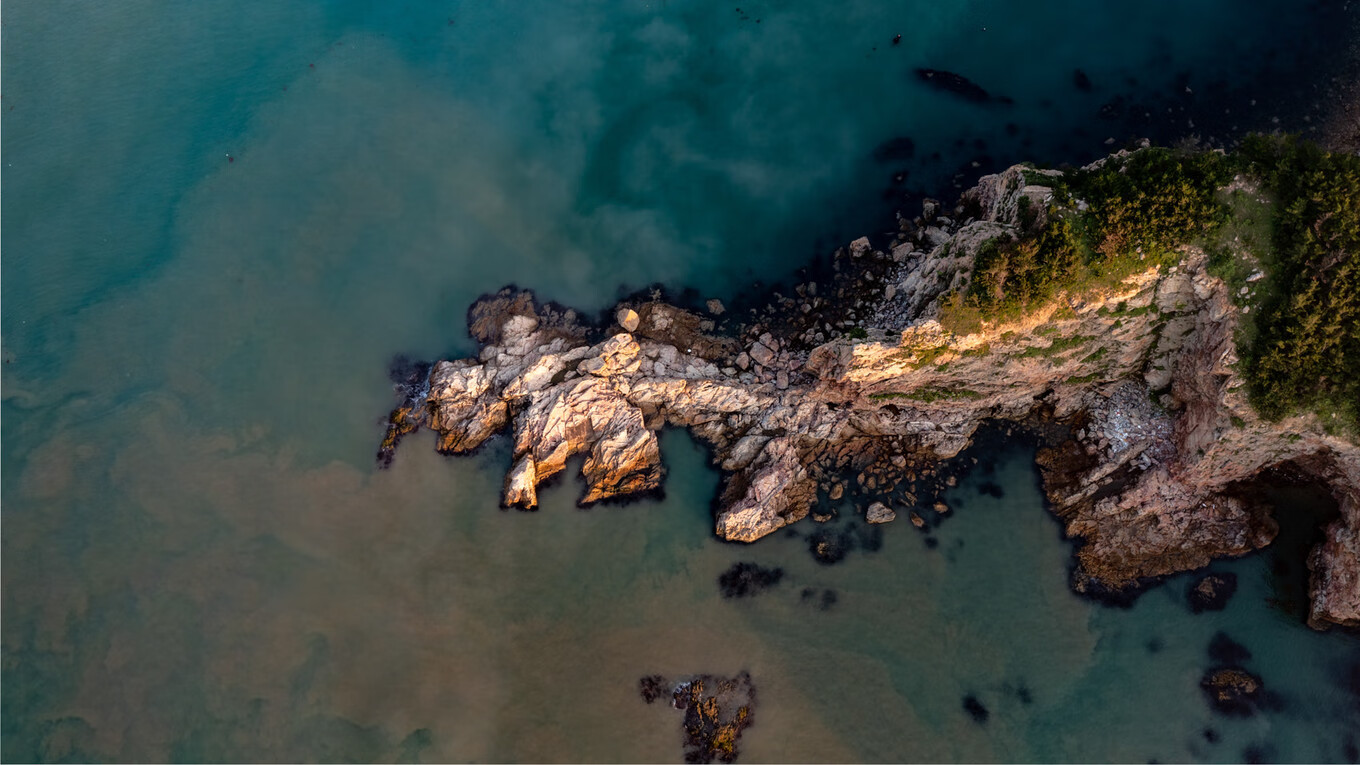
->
[3,1,1358,762]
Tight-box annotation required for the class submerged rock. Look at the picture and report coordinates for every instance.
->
[639,675,669,704]
[1188,573,1239,613]
[1201,668,1264,716]
[808,526,853,565]
[915,68,999,104]
[717,563,784,598]
[962,694,989,723]
[1207,632,1252,666]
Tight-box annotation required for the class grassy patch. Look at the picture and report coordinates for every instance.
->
[871,388,984,403]
[938,146,1231,332]
[1017,334,1095,359]
[1235,135,1360,438]
[960,343,992,358]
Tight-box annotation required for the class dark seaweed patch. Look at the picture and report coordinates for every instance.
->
[640,675,670,704]
[915,68,998,104]
[962,694,989,723]
[644,672,757,763]
[1073,69,1094,92]
[1208,632,1252,666]
[807,526,853,565]
[873,137,916,162]
[1201,668,1264,717]
[718,563,784,598]
[978,481,1005,498]
[854,522,884,552]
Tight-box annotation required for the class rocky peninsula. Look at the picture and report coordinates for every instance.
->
[380,139,1359,630]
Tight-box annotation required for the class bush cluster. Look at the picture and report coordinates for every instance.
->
[1235,136,1359,435]
[938,137,1356,435]
[955,148,1230,323]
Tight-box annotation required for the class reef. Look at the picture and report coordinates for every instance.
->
[380,147,1359,630]
[639,673,756,764]
[1201,668,1265,717]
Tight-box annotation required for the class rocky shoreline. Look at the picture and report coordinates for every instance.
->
[379,153,1358,630]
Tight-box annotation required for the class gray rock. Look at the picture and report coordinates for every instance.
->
[867,502,897,524]
[617,307,640,333]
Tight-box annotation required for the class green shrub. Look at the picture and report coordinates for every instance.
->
[1235,136,1360,436]
[941,147,1229,329]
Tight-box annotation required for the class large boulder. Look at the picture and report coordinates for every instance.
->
[866,502,897,524]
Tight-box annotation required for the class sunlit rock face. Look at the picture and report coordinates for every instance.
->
[384,160,1359,630]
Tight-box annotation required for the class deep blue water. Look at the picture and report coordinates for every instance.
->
[3,1,1358,762]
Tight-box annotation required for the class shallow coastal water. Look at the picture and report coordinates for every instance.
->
[3,1,1359,762]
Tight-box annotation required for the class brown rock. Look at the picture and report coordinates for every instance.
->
[384,157,1360,631]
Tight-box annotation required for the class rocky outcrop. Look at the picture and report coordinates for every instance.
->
[381,160,1359,630]
[1201,668,1265,716]
[1188,573,1239,613]
[638,672,756,764]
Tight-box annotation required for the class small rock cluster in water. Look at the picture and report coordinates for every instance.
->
[639,673,756,764]
[1200,631,1272,718]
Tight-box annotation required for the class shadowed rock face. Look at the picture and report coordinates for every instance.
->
[380,157,1360,630]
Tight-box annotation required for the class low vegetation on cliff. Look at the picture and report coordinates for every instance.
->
[1233,136,1360,437]
[939,137,1358,436]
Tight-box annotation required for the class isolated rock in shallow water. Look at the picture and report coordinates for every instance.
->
[1201,668,1263,716]
[717,563,784,598]
[639,673,756,764]
[1188,573,1239,613]
[866,502,896,524]
[617,307,640,332]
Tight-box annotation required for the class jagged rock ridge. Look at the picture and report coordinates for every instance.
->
[380,159,1359,630]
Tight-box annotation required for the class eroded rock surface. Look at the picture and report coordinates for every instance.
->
[381,161,1359,629]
